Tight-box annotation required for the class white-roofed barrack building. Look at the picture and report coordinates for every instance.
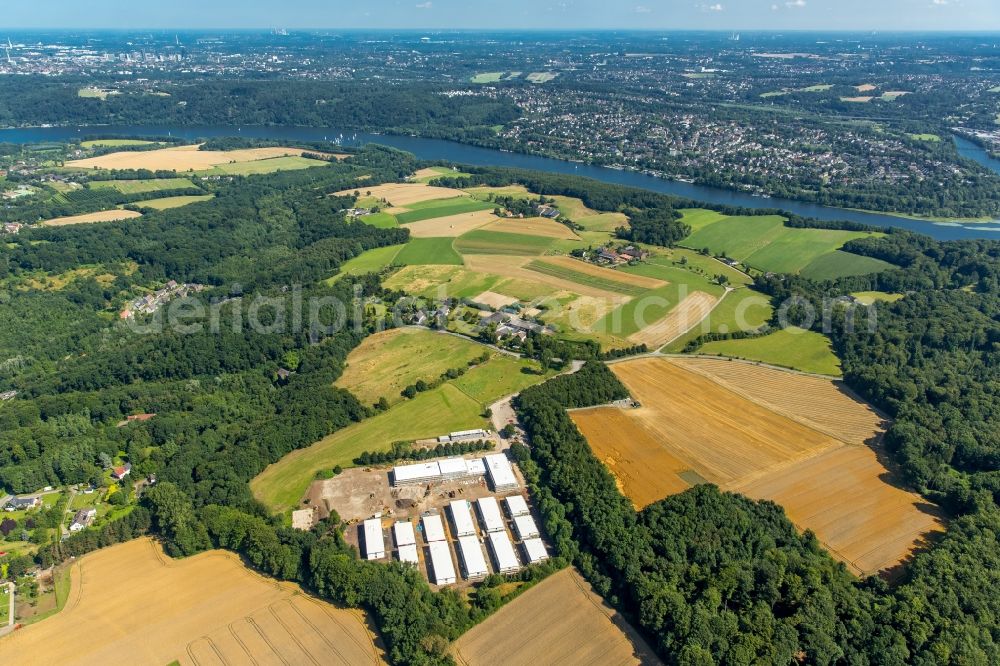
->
[392,457,486,487]
[449,500,477,538]
[428,540,457,585]
[438,429,489,444]
[457,535,489,580]
[513,514,540,540]
[392,462,440,486]
[476,497,505,533]
[438,457,471,480]
[394,521,416,547]
[522,537,549,565]
[422,513,447,543]
[504,494,530,518]
[363,518,386,560]
[487,531,521,574]
[398,544,420,565]
[484,453,519,491]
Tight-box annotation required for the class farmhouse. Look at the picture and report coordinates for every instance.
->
[428,540,458,585]
[504,494,530,518]
[449,500,477,538]
[6,496,40,511]
[422,513,447,543]
[363,517,386,560]
[487,530,521,574]
[457,535,490,580]
[514,514,541,540]
[484,454,519,491]
[522,537,550,565]
[476,497,506,533]
[70,508,97,532]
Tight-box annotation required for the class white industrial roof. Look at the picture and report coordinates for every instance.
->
[513,514,540,540]
[457,535,489,579]
[438,457,470,476]
[451,429,487,439]
[397,543,419,565]
[484,454,518,490]
[422,513,447,543]
[449,500,477,537]
[488,530,520,573]
[393,461,441,484]
[522,537,549,564]
[466,458,486,476]
[504,494,530,517]
[428,540,457,585]
[476,497,505,533]
[363,518,385,560]
[394,521,416,547]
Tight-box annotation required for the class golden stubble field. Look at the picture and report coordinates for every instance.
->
[336,182,469,206]
[451,568,661,666]
[40,209,143,226]
[627,291,719,348]
[571,357,943,575]
[66,144,333,171]
[0,538,384,666]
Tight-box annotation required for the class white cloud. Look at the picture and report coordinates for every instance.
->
[708,3,724,11]
[634,5,652,13]
[772,3,780,9]
[786,0,807,7]
[415,1,432,8]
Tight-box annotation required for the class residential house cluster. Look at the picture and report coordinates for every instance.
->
[119,281,204,320]
[1,222,23,235]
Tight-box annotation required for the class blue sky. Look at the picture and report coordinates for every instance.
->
[4,0,999,31]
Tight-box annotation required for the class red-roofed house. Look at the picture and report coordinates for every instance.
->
[112,463,132,480]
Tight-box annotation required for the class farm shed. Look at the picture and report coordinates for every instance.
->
[484,454,519,491]
[487,530,521,574]
[522,537,550,565]
[428,540,458,585]
[422,513,447,543]
[504,494,530,518]
[514,514,540,540]
[457,535,490,580]
[394,521,416,547]
[449,499,477,537]
[476,497,506,533]
[397,543,420,565]
[363,518,386,560]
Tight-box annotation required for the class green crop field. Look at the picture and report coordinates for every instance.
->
[664,287,774,352]
[454,230,554,256]
[395,197,494,224]
[852,291,905,305]
[195,156,328,176]
[358,212,399,228]
[412,166,472,183]
[394,237,463,265]
[698,326,842,376]
[647,249,753,286]
[471,72,505,83]
[327,244,405,283]
[251,355,547,513]
[526,260,649,296]
[678,208,729,233]
[137,194,214,210]
[799,250,895,280]
[89,178,197,195]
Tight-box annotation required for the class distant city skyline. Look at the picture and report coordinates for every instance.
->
[4,0,999,32]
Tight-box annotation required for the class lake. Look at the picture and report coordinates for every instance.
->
[3,124,999,241]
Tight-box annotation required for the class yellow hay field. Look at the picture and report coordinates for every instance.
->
[66,144,333,171]
[403,210,497,237]
[452,568,661,666]
[463,254,627,300]
[628,291,718,348]
[481,216,581,240]
[40,209,143,226]
[571,407,692,507]
[337,183,469,207]
[473,290,520,309]
[733,445,945,575]
[535,256,668,289]
[667,357,886,446]
[0,538,383,666]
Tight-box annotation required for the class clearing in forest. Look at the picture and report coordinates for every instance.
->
[451,568,661,666]
[40,210,143,226]
[0,538,383,666]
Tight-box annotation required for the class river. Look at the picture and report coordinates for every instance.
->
[3,124,999,241]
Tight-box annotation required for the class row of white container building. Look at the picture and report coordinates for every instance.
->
[392,453,519,492]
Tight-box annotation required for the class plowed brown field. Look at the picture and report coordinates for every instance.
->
[451,568,661,666]
[0,538,384,666]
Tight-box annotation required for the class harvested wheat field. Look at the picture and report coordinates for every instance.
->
[481,216,581,240]
[668,357,887,445]
[628,291,718,349]
[463,254,627,300]
[403,210,496,237]
[337,182,468,207]
[571,407,692,507]
[536,255,668,289]
[67,144,334,171]
[473,290,520,309]
[451,568,661,666]
[733,445,945,575]
[0,538,383,666]
[40,209,143,226]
